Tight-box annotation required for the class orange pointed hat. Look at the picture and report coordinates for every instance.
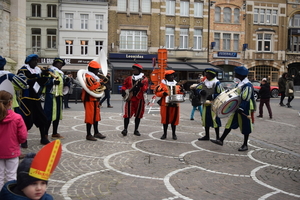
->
[29,140,62,180]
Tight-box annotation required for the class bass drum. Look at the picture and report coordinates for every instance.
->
[212,88,241,118]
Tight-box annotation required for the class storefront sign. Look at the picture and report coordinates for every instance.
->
[109,53,157,60]
[217,52,237,57]
[39,58,92,65]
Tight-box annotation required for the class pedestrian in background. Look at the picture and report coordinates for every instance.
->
[278,72,288,106]
[100,73,113,108]
[0,90,27,189]
[64,71,80,109]
[189,83,202,120]
[285,76,294,108]
[257,78,273,119]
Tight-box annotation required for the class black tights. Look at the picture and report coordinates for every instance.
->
[280,93,286,104]
[163,124,176,135]
[46,120,59,135]
[86,121,99,136]
[220,128,249,146]
[123,117,141,131]
[204,126,219,139]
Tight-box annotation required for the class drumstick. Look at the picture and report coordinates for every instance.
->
[240,112,251,119]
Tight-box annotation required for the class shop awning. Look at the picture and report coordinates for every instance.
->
[109,60,217,71]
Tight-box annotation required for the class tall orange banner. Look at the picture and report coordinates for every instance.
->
[150,49,167,90]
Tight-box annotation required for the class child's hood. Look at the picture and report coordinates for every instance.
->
[1,109,15,123]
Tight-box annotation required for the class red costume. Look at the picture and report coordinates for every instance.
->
[121,75,149,118]
[81,73,102,124]
[155,82,183,125]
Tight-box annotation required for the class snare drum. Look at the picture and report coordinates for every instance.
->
[212,88,241,118]
[166,94,185,103]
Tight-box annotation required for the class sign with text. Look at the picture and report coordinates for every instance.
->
[217,52,238,58]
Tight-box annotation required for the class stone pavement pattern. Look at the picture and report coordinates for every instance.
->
[21,100,300,200]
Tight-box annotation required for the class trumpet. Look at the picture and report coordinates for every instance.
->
[37,65,59,80]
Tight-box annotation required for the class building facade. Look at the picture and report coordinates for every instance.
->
[0,0,26,72]
[26,0,59,65]
[108,0,218,92]
[58,0,108,71]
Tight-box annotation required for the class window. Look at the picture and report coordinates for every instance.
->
[233,34,239,51]
[47,5,57,17]
[290,14,300,27]
[165,27,175,49]
[120,30,148,51]
[130,0,139,12]
[80,40,88,55]
[95,15,103,30]
[254,8,278,25]
[223,7,231,23]
[179,28,189,49]
[194,29,202,50]
[214,33,220,50]
[65,40,73,55]
[180,1,189,16]
[260,9,265,24]
[234,8,239,23]
[32,28,41,53]
[215,7,221,22]
[142,0,151,13]
[254,8,258,23]
[118,0,126,12]
[65,13,74,29]
[166,0,175,15]
[32,4,41,17]
[81,14,89,30]
[47,29,56,49]
[257,33,272,52]
[95,41,103,55]
[194,2,203,17]
[118,0,151,13]
[223,33,231,50]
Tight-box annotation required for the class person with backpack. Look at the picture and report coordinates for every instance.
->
[189,83,202,120]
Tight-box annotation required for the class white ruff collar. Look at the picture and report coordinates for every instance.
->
[204,77,218,88]
[86,71,100,82]
[50,66,64,75]
[0,71,10,76]
[132,73,144,80]
[23,64,41,74]
[162,79,177,86]
[238,77,250,87]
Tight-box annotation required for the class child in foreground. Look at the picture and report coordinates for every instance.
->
[0,153,53,200]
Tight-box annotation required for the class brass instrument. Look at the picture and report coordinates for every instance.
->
[37,65,60,96]
[97,73,108,84]
[37,65,59,80]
